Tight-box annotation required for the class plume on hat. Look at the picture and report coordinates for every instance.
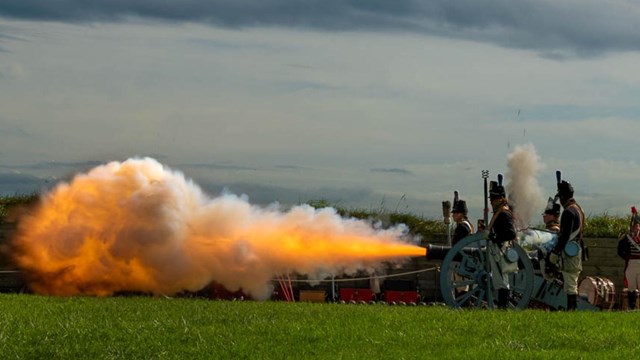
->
[489,174,506,199]
[543,197,560,216]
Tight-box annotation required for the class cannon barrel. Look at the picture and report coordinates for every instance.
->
[426,244,450,261]
[426,244,480,262]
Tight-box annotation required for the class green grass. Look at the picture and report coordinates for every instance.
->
[583,213,630,239]
[0,294,639,359]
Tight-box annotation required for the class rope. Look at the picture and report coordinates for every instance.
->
[271,266,439,283]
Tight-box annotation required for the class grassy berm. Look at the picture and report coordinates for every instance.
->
[1,195,634,238]
[1,294,639,359]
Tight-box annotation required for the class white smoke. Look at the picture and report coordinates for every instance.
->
[518,228,557,251]
[12,157,422,299]
[505,144,545,229]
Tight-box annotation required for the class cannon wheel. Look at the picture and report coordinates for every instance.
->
[439,233,534,309]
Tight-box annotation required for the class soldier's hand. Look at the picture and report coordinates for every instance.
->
[549,252,559,266]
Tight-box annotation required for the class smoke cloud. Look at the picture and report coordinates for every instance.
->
[10,158,423,299]
[505,144,545,229]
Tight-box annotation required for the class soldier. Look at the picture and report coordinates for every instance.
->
[540,197,562,280]
[488,176,517,309]
[550,179,585,311]
[542,197,561,233]
[451,198,474,303]
[451,199,474,246]
[617,207,640,310]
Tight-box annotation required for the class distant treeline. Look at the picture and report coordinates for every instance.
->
[0,194,39,221]
[306,199,631,239]
[0,195,630,239]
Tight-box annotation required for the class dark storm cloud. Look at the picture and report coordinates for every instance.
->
[1,1,640,57]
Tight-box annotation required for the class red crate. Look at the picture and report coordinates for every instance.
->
[339,288,375,302]
[384,290,418,303]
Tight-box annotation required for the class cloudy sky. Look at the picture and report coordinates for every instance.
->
[2,1,640,220]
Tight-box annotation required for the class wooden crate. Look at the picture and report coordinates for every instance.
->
[299,290,326,303]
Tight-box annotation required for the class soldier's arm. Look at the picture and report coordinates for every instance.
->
[554,210,575,253]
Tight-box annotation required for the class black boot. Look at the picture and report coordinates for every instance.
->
[497,289,510,309]
[567,294,577,311]
[628,291,637,310]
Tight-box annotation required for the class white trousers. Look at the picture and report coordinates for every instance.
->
[626,259,640,291]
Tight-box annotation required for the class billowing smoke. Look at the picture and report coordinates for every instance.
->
[519,228,556,250]
[505,144,545,229]
[10,158,423,299]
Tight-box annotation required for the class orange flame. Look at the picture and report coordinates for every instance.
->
[11,158,425,299]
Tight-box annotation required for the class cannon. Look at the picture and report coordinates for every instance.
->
[425,229,599,310]
[426,169,600,310]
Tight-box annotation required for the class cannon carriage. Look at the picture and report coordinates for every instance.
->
[425,230,599,310]
[428,168,602,310]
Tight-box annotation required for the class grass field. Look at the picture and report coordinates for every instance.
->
[1,294,639,359]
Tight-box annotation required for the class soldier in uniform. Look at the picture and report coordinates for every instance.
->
[451,198,474,303]
[550,179,585,311]
[542,197,561,233]
[540,197,562,280]
[488,177,517,309]
[617,207,640,310]
[452,199,474,246]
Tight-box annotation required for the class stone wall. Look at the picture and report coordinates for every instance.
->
[583,237,625,289]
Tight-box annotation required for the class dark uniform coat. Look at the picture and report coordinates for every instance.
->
[554,200,584,256]
[452,221,473,246]
[489,206,516,246]
[618,234,640,288]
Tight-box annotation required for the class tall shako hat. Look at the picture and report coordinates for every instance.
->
[543,197,560,216]
[452,200,468,214]
[452,190,468,214]
[489,173,506,199]
[555,170,574,199]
